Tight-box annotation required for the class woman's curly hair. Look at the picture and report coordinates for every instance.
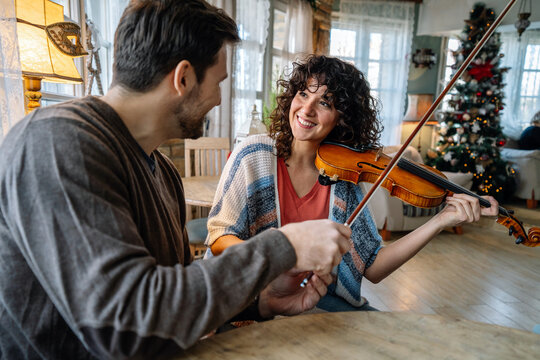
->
[268,55,382,159]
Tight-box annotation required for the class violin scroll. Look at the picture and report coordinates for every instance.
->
[496,214,539,247]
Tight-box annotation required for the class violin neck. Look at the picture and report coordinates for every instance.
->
[397,158,509,216]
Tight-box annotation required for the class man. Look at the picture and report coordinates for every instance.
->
[0,0,350,358]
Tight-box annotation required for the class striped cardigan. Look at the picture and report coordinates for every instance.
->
[207,135,382,307]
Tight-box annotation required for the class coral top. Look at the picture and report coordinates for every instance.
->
[277,157,331,226]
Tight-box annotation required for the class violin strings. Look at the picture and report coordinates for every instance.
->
[397,158,508,216]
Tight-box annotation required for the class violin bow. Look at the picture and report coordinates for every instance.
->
[345,0,517,227]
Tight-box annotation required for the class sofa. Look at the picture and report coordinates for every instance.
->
[500,144,540,208]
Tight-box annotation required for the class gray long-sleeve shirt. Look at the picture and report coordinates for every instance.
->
[0,96,296,359]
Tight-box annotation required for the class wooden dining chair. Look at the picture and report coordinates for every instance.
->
[184,137,230,259]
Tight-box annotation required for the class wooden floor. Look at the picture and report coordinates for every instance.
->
[362,199,540,332]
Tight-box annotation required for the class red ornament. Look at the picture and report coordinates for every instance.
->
[468,63,494,81]
[476,92,482,96]
[497,139,506,147]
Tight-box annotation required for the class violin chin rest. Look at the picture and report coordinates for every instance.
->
[318,174,338,186]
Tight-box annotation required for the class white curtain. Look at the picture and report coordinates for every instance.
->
[500,28,540,140]
[85,0,129,95]
[205,0,235,139]
[333,0,415,146]
[232,0,270,139]
[273,0,313,78]
[0,0,25,143]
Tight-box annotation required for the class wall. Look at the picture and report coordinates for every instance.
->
[158,140,185,177]
[417,0,540,36]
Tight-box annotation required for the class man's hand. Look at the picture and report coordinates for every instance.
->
[279,219,351,275]
[258,270,333,318]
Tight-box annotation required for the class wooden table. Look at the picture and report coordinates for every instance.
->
[181,176,220,208]
[181,312,540,359]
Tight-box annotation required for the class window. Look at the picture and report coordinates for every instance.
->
[234,0,312,138]
[231,0,270,137]
[330,1,415,146]
[84,0,128,95]
[500,27,540,138]
[437,36,460,113]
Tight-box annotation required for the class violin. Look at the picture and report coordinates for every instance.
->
[316,142,540,248]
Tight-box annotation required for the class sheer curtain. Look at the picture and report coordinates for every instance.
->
[332,0,415,146]
[0,0,24,143]
[273,0,313,78]
[85,0,129,95]
[206,0,235,139]
[232,0,270,139]
[500,28,540,140]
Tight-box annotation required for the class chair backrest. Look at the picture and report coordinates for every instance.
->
[184,137,230,177]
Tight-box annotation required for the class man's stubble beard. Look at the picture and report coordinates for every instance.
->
[174,85,206,139]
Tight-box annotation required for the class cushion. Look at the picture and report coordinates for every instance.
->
[186,217,208,245]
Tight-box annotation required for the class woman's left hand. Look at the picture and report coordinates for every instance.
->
[434,194,498,229]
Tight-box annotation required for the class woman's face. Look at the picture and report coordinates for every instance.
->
[288,77,339,145]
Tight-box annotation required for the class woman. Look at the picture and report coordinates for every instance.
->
[205,55,498,311]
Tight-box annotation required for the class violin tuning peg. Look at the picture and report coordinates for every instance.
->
[331,174,339,181]
[319,168,325,175]
[509,227,514,236]
[508,209,514,214]
[515,236,524,245]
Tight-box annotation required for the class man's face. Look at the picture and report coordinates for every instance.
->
[175,46,228,139]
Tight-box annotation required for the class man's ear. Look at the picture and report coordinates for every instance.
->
[173,60,197,97]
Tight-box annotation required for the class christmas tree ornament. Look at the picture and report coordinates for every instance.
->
[443,152,454,162]
[476,164,485,173]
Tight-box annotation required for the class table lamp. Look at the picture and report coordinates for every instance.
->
[15,0,87,113]
[402,94,437,153]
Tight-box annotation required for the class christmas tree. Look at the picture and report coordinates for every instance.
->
[426,2,516,201]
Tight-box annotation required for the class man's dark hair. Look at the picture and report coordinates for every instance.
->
[112,0,240,92]
[269,55,382,160]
